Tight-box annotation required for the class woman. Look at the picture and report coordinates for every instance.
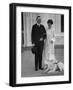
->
[42,19,64,73]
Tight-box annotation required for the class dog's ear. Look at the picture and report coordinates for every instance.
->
[44,64,48,70]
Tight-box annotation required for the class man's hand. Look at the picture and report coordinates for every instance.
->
[32,43,35,46]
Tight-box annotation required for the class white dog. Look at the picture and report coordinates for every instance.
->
[43,59,64,73]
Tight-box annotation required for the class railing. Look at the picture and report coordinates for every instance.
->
[55,34,64,45]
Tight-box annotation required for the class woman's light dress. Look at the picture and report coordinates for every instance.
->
[42,28,56,64]
[42,28,64,72]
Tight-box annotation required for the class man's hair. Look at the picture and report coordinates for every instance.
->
[36,16,41,21]
[47,19,53,24]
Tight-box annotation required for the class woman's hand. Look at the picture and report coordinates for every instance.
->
[50,38,55,44]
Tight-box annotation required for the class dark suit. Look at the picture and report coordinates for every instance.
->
[31,24,46,70]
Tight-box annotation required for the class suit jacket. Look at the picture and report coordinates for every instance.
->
[31,24,47,45]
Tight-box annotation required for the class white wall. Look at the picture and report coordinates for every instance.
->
[0,0,72,90]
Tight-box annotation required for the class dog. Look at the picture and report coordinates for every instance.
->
[43,59,64,73]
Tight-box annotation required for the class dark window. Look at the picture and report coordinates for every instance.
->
[21,12,24,46]
[61,15,64,32]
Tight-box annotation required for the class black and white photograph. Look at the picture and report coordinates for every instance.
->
[10,3,71,87]
[21,12,64,77]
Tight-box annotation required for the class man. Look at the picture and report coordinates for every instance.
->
[31,16,47,71]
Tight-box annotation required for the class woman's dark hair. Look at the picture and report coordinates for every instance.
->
[47,19,53,24]
[36,16,41,21]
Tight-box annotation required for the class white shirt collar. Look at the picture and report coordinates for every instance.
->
[37,23,41,26]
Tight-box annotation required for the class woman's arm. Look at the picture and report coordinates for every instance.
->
[52,30,56,42]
